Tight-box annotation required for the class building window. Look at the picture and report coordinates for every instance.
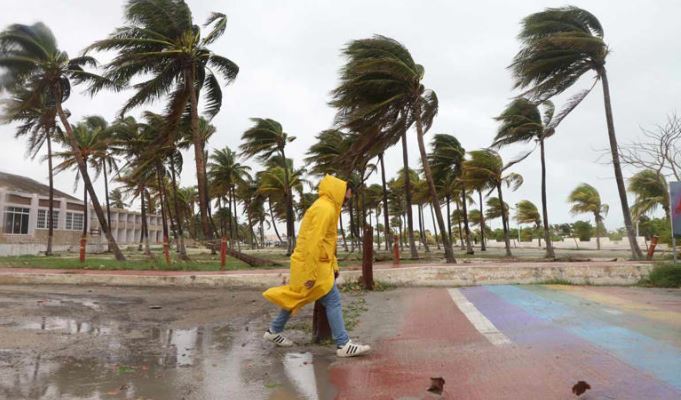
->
[37,209,59,229]
[4,207,30,234]
[65,212,84,231]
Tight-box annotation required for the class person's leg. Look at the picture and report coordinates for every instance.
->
[269,309,291,334]
[319,284,350,348]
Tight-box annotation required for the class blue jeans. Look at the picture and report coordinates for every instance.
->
[269,283,349,347]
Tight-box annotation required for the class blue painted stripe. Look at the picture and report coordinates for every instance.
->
[486,285,681,391]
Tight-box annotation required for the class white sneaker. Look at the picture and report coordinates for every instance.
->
[263,330,294,347]
[336,340,371,357]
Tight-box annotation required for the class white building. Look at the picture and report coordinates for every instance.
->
[0,171,161,256]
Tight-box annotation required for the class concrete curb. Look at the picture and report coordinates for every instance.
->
[0,262,653,288]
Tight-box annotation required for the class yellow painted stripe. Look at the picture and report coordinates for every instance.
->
[546,285,681,330]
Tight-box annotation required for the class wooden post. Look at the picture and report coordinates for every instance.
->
[646,235,659,260]
[220,237,227,270]
[312,301,331,343]
[392,235,400,266]
[79,236,86,263]
[363,225,374,290]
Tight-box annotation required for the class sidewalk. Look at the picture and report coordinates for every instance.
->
[0,260,653,288]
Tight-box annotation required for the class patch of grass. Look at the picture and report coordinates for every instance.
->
[0,252,283,271]
[536,278,574,285]
[287,321,312,333]
[639,263,681,288]
[264,382,281,389]
[343,297,368,331]
[116,365,136,375]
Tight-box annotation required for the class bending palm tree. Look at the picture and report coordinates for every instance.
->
[494,98,557,257]
[510,6,643,259]
[331,35,455,263]
[568,183,609,250]
[628,170,670,221]
[241,118,297,254]
[90,0,239,242]
[463,149,522,256]
[515,200,542,247]
[0,22,124,260]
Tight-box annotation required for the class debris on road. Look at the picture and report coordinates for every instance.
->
[572,380,591,396]
[427,377,445,395]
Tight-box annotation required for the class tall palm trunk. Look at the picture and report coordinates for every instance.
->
[339,212,349,252]
[496,183,512,256]
[82,182,88,237]
[400,132,418,259]
[478,190,487,251]
[280,147,295,255]
[455,201,464,249]
[539,138,555,258]
[460,188,474,255]
[268,199,283,243]
[231,185,241,253]
[379,153,391,251]
[414,113,454,262]
[446,194,452,244]
[186,66,211,242]
[598,68,643,260]
[46,132,54,256]
[156,165,170,264]
[430,203,441,250]
[103,161,112,252]
[417,204,429,252]
[594,213,602,250]
[170,157,188,259]
[55,101,124,261]
[140,186,151,256]
[348,199,356,252]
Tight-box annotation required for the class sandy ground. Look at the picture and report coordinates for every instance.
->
[0,284,375,400]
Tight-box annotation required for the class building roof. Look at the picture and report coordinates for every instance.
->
[0,171,81,202]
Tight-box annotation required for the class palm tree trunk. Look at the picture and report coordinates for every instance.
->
[55,92,125,261]
[539,138,555,258]
[280,147,295,255]
[83,183,88,237]
[375,207,381,249]
[446,194,452,244]
[401,132,419,259]
[497,183,512,256]
[268,199,283,243]
[598,68,643,260]
[339,212,349,252]
[103,161,112,253]
[455,201,464,249]
[156,166,170,264]
[140,186,151,256]
[186,66,212,242]
[430,203,441,250]
[231,186,241,253]
[414,111,455,262]
[417,204,429,252]
[595,213,602,250]
[478,190,487,251]
[170,155,188,260]
[348,199,356,252]
[379,153,391,251]
[460,188,474,255]
[139,190,144,251]
[46,132,54,256]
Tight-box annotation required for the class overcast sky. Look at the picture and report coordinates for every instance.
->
[1,0,680,234]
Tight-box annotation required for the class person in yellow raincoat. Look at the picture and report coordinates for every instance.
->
[262,175,371,357]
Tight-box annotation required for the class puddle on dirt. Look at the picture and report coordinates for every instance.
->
[1,315,338,399]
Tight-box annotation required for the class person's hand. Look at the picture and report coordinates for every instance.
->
[304,280,315,289]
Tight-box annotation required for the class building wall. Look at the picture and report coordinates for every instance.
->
[0,187,162,256]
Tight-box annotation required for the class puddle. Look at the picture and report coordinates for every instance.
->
[20,316,112,335]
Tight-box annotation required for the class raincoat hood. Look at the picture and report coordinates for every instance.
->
[318,175,347,209]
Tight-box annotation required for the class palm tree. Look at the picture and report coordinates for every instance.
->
[109,188,127,209]
[515,200,542,246]
[568,183,609,250]
[463,149,522,256]
[90,0,239,242]
[0,22,124,260]
[330,35,455,263]
[428,134,465,249]
[628,170,670,221]
[494,98,558,257]
[208,146,252,251]
[1,89,59,255]
[241,118,297,254]
[485,197,510,231]
[510,6,643,259]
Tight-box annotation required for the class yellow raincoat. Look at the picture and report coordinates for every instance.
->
[263,175,346,314]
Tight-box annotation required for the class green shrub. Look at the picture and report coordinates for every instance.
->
[640,263,681,288]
